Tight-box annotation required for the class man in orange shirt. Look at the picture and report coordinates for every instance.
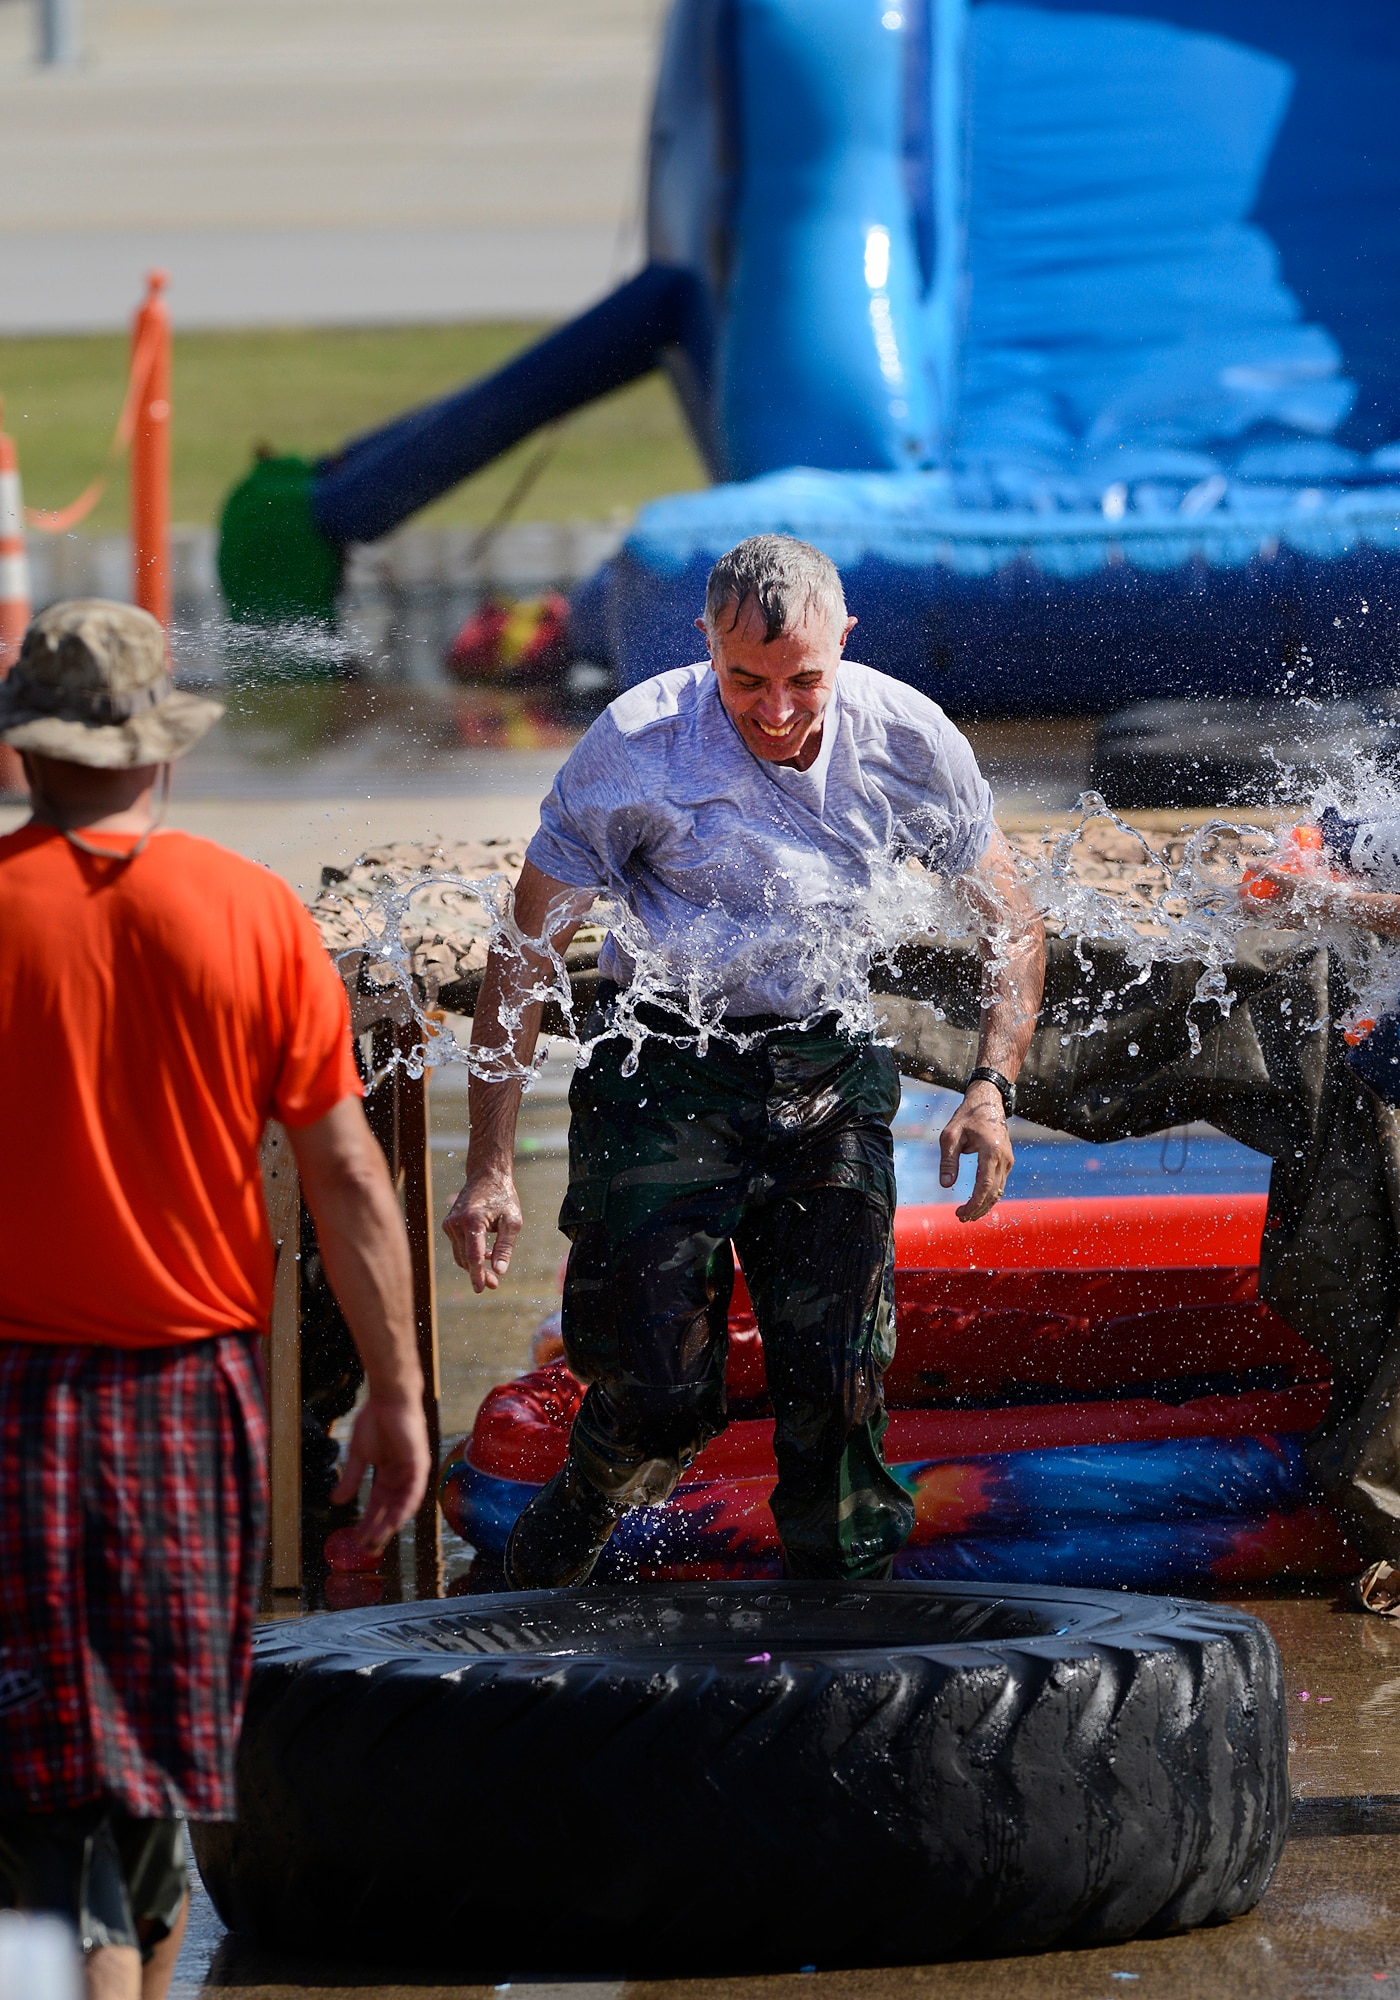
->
[0,601,431,2000]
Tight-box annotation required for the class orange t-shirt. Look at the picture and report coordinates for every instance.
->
[0,824,362,1347]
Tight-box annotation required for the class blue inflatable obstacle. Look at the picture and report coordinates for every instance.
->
[219,1,1400,712]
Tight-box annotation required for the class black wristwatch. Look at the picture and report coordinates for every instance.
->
[965,1065,1016,1115]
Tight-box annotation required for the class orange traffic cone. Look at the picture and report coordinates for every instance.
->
[0,407,30,797]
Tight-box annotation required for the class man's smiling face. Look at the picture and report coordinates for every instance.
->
[700,596,857,771]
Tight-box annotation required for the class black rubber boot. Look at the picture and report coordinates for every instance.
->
[504,1458,626,1589]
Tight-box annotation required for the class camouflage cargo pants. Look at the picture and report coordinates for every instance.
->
[557,990,915,1578]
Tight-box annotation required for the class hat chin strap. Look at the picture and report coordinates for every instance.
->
[61,764,171,864]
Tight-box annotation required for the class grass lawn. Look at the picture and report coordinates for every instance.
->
[0,323,709,535]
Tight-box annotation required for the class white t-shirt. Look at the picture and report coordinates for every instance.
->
[526,659,995,1020]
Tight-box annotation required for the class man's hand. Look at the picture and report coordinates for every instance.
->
[335,1392,434,1553]
[939,1080,1014,1222]
[1246,864,1351,927]
[443,1163,523,1292]
[1246,865,1400,943]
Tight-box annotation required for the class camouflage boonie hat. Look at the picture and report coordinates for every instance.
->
[0,598,223,769]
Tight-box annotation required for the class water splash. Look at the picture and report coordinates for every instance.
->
[316,735,1400,1084]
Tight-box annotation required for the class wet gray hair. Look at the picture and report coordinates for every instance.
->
[703,534,847,644]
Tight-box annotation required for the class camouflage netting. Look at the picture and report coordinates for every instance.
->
[308,837,607,1032]
[305,815,1277,1014]
[309,820,1400,1563]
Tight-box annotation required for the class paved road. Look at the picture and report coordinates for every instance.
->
[0,0,664,329]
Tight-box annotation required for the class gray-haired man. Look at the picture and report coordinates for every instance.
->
[445,535,1045,1587]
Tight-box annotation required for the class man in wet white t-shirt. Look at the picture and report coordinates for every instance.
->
[444,534,1045,1587]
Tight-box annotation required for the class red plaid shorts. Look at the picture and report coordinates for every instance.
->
[0,1333,268,1820]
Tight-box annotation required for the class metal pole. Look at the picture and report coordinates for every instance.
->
[38,0,81,67]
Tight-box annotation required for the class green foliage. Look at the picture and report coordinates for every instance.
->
[0,322,708,534]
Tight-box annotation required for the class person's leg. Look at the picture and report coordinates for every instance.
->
[85,1947,141,2000]
[0,1340,255,1998]
[86,1823,187,2000]
[506,1201,736,1586]
[0,1805,147,2000]
[110,1814,188,2000]
[507,1016,756,1588]
[737,1183,914,1579]
[140,1898,187,2000]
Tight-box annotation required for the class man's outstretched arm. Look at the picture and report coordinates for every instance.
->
[938,825,1046,1222]
[442,860,596,1293]
[288,1096,431,1551]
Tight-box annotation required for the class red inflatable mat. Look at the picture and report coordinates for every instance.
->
[892,1192,1269,1270]
[465,1189,1325,1488]
[723,1289,1319,1410]
[466,1359,1330,1487]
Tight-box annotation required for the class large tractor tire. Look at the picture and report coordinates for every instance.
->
[193,1581,1287,1974]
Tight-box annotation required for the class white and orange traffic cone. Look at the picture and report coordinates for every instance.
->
[0,406,30,797]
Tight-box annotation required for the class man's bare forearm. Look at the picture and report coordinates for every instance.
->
[465,859,595,1165]
[976,924,1045,1078]
[1250,870,1400,943]
[444,860,595,1291]
[465,949,543,1175]
[937,828,1045,1221]
[966,828,1046,1081]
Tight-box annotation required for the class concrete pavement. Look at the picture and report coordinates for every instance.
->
[0,0,665,329]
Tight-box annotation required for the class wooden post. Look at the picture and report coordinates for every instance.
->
[396,1025,443,1599]
[130,271,171,629]
[260,1123,302,1594]
[365,1022,443,1598]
